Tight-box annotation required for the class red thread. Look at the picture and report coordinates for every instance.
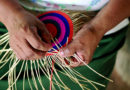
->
[50,60,55,90]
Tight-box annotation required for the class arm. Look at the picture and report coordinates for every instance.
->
[91,0,130,37]
[0,0,23,23]
[0,0,52,60]
[60,0,130,67]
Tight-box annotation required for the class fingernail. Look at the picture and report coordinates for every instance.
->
[59,49,70,57]
[65,48,70,53]
[64,49,70,57]
[59,51,64,57]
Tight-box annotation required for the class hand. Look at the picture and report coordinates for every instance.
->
[59,24,104,67]
[5,10,52,60]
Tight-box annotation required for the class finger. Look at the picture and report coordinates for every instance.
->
[37,20,52,44]
[76,50,91,64]
[15,52,21,59]
[59,42,76,57]
[26,26,51,51]
[16,45,29,60]
[10,43,25,60]
[30,49,46,60]
[76,51,84,61]
[20,39,46,60]
[69,57,81,67]
[13,48,21,59]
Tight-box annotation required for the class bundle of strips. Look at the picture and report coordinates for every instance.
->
[0,10,113,90]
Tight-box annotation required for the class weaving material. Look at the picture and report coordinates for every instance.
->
[38,11,73,52]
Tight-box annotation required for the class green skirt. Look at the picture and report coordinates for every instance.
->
[0,22,128,90]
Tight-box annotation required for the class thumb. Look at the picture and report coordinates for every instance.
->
[59,42,76,57]
[37,20,52,44]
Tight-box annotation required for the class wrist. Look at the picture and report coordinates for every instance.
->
[82,21,105,41]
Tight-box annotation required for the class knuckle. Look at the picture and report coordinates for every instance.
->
[35,53,44,59]
[15,53,20,59]
[21,55,28,60]
[9,42,13,48]
[22,25,36,36]
[26,51,34,58]
[24,52,35,60]
[36,54,42,58]
[17,56,22,60]
[18,57,22,60]
[23,25,29,33]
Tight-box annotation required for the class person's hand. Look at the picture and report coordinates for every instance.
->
[5,10,52,60]
[59,23,104,67]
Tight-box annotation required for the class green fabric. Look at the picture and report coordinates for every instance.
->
[0,22,128,90]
